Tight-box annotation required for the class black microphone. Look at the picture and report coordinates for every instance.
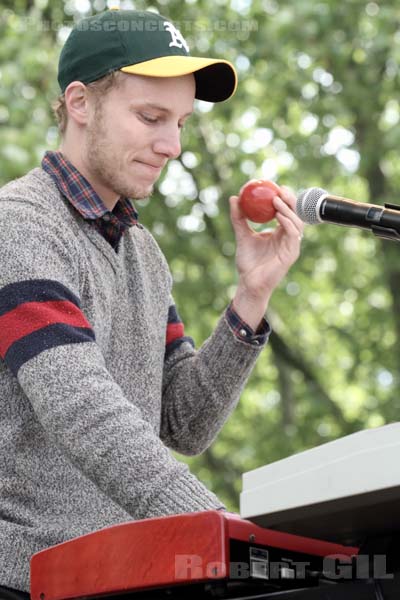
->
[296,187,400,242]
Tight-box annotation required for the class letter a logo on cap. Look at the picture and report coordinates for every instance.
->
[163,21,189,52]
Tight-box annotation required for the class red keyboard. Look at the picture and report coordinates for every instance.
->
[30,511,359,600]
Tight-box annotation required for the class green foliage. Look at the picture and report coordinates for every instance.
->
[2,0,400,512]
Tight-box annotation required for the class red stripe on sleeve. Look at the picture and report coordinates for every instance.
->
[0,300,92,357]
[166,322,184,345]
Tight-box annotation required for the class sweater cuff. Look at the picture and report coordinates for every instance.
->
[225,302,271,347]
[145,471,225,518]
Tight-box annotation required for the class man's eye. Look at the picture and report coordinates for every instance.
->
[140,113,158,124]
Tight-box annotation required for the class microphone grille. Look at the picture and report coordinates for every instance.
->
[296,187,328,224]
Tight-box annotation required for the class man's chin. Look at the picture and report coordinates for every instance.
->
[130,185,154,200]
[113,183,153,201]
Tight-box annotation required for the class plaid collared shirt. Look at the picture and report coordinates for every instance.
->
[42,150,140,250]
[41,150,270,346]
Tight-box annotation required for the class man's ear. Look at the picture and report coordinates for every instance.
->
[64,81,91,127]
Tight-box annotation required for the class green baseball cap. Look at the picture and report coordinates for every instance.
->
[58,8,237,102]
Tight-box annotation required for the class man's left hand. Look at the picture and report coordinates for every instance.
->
[229,185,304,331]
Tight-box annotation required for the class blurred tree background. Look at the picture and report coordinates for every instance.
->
[1,0,399,511]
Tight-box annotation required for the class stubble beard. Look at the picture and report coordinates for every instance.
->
[85,108,154,201]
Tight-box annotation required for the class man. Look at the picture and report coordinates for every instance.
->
[0,8,304,596]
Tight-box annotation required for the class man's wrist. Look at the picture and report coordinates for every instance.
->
[232,284,271,331]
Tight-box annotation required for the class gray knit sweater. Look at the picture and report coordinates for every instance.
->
[0,168,266,591]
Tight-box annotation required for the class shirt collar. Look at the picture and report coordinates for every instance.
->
[41,150,139,226]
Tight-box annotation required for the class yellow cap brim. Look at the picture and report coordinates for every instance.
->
[120,55,237,102]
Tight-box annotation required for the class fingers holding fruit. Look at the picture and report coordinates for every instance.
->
[237,179,304,241]
[272,189,304,241]
[230,180,303,300]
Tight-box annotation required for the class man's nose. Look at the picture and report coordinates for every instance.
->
[153,127,182,160]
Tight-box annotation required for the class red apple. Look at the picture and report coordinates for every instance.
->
[238,179,281,223]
